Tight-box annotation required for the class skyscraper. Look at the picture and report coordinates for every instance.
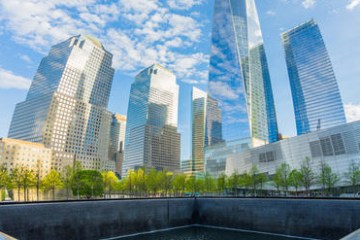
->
[109,114,127,176]
[192,87,222,173]
[208,0,278,146]
[8,35,115,171]
[122,64,180,176]
[282,20,346,135]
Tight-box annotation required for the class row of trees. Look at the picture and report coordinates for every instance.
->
[0,162,119,201]
[2,158,360,201]
[272,158,360,197]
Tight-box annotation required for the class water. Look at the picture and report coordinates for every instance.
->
[115,226,306,240]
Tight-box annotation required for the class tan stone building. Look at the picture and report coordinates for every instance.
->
[0,138,52,177]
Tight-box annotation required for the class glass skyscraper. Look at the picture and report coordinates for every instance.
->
[8,35,115,171]
[208,0,278,146]
[109,114,127,176]
[122,64,180,176]
[191,87,222,173]
[282,20,346,135]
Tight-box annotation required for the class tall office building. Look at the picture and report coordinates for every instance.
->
[192,87,222,173]
[109,114,126,176]
[8,35,115,171]
[208,0,278,146]
[122,64,180,176]
[282,20,346,135]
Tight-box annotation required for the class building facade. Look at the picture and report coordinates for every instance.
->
[123,64,180,176]
[192,87,222,174]
[0,138,52,177]
[109,114,126,176]
[8,35,115,172]
[208,0,278,146]
[225,121,360,189]
[282,20,346,135]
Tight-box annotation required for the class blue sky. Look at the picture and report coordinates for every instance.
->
[0,0,360,160]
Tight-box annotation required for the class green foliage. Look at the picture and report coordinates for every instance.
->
[0,165,11,189]
[228,171,240,195]
[72,170,104,199]
[318,161,339,196]
[42,170,63,200]
[102,171,119,198]
[173,174,186,196]
[62,161,82,199]
[299,157,316,196]
[273,163,291,195]
[217,173,227,194]
[144,169,158,195]
[204,174,216,194]
[289,169,302,195]
[345,161,360,190]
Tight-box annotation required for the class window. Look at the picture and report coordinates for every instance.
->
[259,151,276,163]
[320,137,333,156]
[331,134,345,155]
[310,140,322,158]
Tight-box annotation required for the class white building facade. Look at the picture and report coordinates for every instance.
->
[225,121,360,187]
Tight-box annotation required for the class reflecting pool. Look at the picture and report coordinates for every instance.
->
[116,226,307,240]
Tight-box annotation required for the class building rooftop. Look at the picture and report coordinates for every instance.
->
[281,19,316,37]
[0,138,47,148]
[84,35,104,49]
[114,114,127,122]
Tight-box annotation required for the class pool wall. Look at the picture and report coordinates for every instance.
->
[0,198,194,240]
[0,198,360,240]
[196,198,360,240]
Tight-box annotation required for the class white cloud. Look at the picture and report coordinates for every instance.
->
[266,10,276,16]
[0,0,208,85]
[20,54,32,64]
[346,0,360,10]
[345,103,360,123]
[0,67,32,90]
[208,81,238,100]
[302,0,316,9]
[167,0,204,10]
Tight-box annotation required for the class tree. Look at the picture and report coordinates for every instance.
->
[10,167,23,201]
[345,161,360,195]
[102,171,119,198]
[299,158,316,197]
[249,165,260,196]
[42,170,63,200]
[173,174,186,196]
[257,172,268,196]
[228,171,240,196]
[158,171,173,197]
[185,175,197,195]
[21,168,36,201]
[62,161,82,200]
[273,163,291,196]
[123,169,136,196]
[204,174,216,195]
[72,170,104,199]
[35,160,42,201]
[318,162,339,196]
[289,169,302,196]
[239,172,252,196]
[217,173,227,195]
[0,165,11,201]
[145,169,160,196]
[135,168,147,196]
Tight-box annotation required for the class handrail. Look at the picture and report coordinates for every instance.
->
[341,228,360,240]
[0,231,17,240]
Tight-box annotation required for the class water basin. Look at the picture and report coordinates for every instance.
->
[114,226,312,240]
